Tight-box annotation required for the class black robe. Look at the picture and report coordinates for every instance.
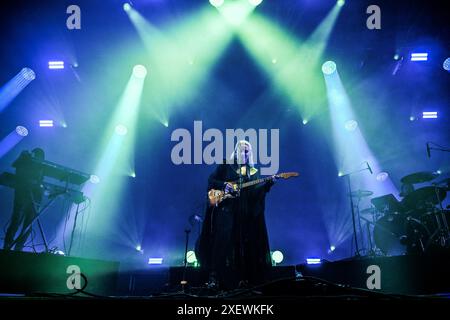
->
[196,163,273,288]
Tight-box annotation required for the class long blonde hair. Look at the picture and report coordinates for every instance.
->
[229,140,254,167]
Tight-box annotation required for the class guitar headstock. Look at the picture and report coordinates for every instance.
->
[277,172,299,179]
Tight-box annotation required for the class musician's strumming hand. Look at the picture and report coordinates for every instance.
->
[224,182,234,194]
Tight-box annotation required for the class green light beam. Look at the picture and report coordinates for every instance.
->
[126,6,233,125]
[236,3,343,121]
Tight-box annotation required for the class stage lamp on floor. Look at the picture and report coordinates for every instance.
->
[306,258,322,265]
[186,250,198,266]
[148,258,163,265]
[271,250,284,265]
[410,53,428,61]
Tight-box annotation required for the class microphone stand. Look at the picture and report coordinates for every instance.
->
[340,166,371,258]
[426,142,450,158]
[181,228,191,291]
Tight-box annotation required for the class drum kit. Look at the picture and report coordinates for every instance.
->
[350,171,450,256]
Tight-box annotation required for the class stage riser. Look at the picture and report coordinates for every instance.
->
[297,254,450,295]
[116,266,296,295]
[0,250,119,296]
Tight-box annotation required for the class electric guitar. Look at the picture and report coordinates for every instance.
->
[207,172,299,207]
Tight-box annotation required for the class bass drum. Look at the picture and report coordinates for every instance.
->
[373,213,407,256]
[374,212,431,255]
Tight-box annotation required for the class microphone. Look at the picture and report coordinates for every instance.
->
[426,142,431,158]
[366,161,373,174]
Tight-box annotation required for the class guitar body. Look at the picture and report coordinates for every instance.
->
[207,172,299,207]
[208,189,233,207]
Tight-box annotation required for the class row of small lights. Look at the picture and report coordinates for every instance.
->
[143,249,285,266]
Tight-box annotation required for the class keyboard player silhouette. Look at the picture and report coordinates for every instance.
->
[1,148,90,252]
[3,148,46,251]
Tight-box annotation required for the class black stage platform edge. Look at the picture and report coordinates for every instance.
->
[168,265,296,290]
[115,265,296,296]
[297,251,450,295]
[0,249,119,296]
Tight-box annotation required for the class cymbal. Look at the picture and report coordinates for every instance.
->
[400,171,440,184]
[401,186,447,209]
[349,189,373,198]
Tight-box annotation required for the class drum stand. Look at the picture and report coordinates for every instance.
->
[346,175,360,257]
[360,214,382,257]
[341,167,371,257]
[427,187,450,249]
[426,142,450,248]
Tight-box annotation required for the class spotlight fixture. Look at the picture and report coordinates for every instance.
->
[271,250,284,264]
[306,258,322,265]
[39,120,54,127]
[186,250,197,264]
[344,120,358,131]
[376,172,389,182]
[21,68,36,80]
[148,258,163,265]
[15,126,29,137]
[48,61,64,69]
[90,175,100,184]
[123,3,131,12]
[410,53,428,61]
[115,124,128,136]
[443,57,450,71]
[133,65,147,78]
[321,61,337,75]
[422,111,437,119]
[337,0,345,6]
[249,0,263,6]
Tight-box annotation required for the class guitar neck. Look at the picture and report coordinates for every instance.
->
[240,176,273,189]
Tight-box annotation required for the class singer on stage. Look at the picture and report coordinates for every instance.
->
[196,140,274,289]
